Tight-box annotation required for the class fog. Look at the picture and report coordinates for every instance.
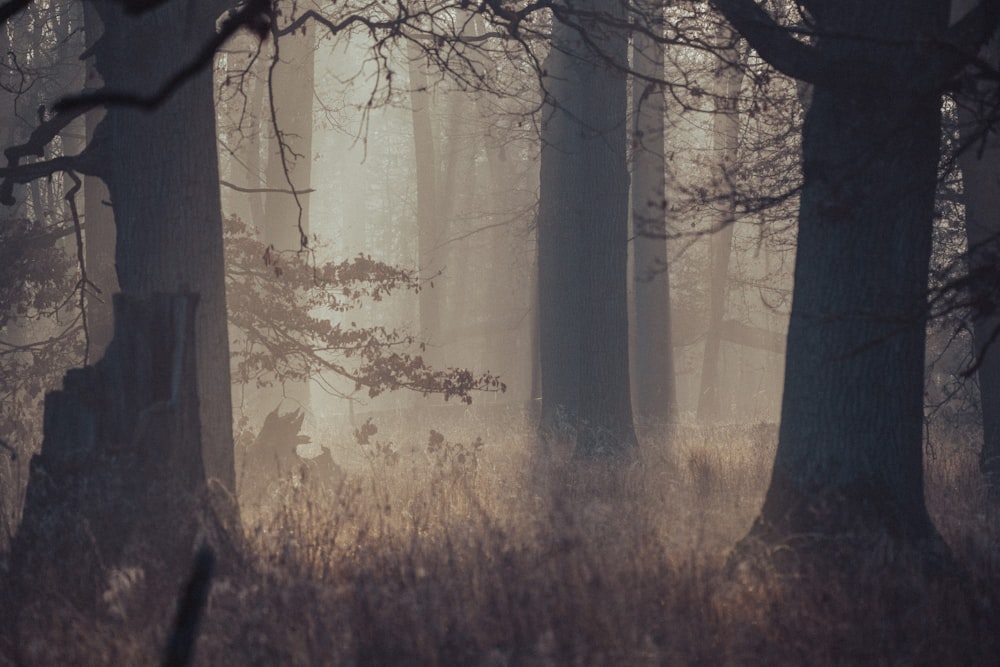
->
[1,2,996,664]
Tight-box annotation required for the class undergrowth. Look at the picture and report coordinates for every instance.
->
[2,415,998,665]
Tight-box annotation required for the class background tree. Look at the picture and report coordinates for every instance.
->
[631,0,677,432]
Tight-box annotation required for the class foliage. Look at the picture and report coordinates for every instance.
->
[225,213,505,403]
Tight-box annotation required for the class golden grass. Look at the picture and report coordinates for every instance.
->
[2,414,998,666]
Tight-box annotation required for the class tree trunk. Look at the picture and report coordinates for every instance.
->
[697,35,745,423]
[408,43,444,358]
[537,21,584,440]
[631,4,676,431]
[957,37,1000,497]
[748,68,943,561]
[261,22,315,414]
[11,292,234,612]
[91,0,236,492]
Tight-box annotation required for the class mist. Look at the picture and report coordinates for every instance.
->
[1,1,997,664]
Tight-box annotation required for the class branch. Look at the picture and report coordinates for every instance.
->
[220,179,314,196]
[709,0,825,84]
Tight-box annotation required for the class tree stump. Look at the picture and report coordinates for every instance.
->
[8,291,239,615]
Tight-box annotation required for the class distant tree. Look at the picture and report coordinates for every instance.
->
[713,0,1000,566]
[631,0,677,432]
[538,1,638,457]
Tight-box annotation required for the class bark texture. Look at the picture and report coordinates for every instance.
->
[537,2,637,456]
[91,0,236,491]
[10,292,237,613]
[718,1,955,567]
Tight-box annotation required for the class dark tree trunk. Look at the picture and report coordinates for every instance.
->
[536,21,584,440]
[573,0,636,457]
[751,71,943,560]
[91,0,235,492]
[631,5,677,432]
[536,3,636,456]
[10,292,235,612]
[957,38,1000,497]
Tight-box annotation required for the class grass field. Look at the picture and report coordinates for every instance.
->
[2,414,998,665]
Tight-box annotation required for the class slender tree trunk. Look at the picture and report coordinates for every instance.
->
[957,37,1000,496]
[261,22,315,414]
[631,4,676,431]
[697,35,745,423]
[92,0,235,492]
[408,43,443,357]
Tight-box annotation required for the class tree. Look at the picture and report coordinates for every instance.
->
[537,2,638,457]
[956,35,1000,497]
[85,0,237,491]
[696,27,746,423]
[712,0,999,565]
[631,0,677,431]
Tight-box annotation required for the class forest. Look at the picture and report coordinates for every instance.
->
[1,0,999,664]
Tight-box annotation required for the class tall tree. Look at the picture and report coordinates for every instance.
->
[697,29,746,423]
[957,35,1000,497]
[631,0,677,431]
[91,0,236,491]
[538,3,637,456]
[537,20,584,440]
[409,43,445,360]
[712,0,999,563]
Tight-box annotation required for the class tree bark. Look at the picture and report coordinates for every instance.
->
[724,2,953,567]
[957,37,1000,497]
[91,0,236,492]
[537,20,584,440]
[11,292,234,612]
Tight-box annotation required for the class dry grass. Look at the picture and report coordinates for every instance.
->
[2,414,999,666]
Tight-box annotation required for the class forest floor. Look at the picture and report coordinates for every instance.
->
[1,412,998,665]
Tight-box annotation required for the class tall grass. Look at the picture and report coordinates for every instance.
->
[2,414,998,665]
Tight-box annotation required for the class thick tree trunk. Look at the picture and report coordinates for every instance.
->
[537,22,584,440]
[957,38,1000,497]
[747,79,943,560]
[92,0,236,492]
[537,6,637,456]
[573,1,636,457]
[631,7,676,431]
[11,292,234,612]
